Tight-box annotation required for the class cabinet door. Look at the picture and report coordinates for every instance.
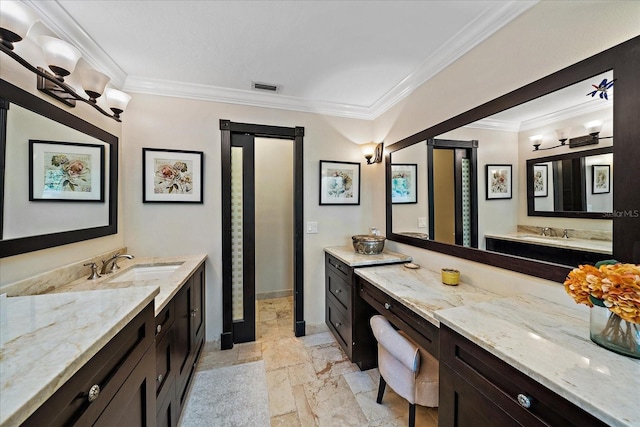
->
[190,265,205,345]
[174,279,193,397]
[155,327,175,404]
[94,346,156,427]
[156,381,177,427]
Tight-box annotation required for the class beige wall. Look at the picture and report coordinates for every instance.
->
[373,1,640,302]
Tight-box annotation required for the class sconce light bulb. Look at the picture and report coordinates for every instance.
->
[584,120,603,136]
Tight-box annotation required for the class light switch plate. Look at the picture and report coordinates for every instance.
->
[418,217,427,228]
[307,221,318,234]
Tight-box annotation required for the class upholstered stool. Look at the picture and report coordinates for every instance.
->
[370,315,439,427]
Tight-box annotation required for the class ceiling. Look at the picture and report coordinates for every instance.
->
[25,0,536,119]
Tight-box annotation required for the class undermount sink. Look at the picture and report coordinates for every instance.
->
[518,235,564,243]
[106,263,183,283]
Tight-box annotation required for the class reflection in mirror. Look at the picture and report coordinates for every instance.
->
[391,141,429,239]
[0,79,118,258]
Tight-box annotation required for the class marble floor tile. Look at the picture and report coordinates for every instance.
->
[303,375,369,426]
[292,384,319,427]
[271,411,302,426]
[287,362,318,386]
[266,367,297,417]
[299,331,335,347]
[343,370,377,394]
[237,341,262,361]
[307,342,358,379]
[262,336,312,371]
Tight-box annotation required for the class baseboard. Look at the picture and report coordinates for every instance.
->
[295,320,306,337]
[256,289,293,300]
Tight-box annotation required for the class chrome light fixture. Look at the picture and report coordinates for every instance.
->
[0,1,130,121]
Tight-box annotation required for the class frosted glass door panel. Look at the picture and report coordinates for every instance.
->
[231,146,244,321]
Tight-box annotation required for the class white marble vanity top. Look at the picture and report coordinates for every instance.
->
[435,296,640,427]
[51,254,207,316]
[0,286,159,427]
[354,264,498,326]
[324,246,411,267]
[484,232,613,255]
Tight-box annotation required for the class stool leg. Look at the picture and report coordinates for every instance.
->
[408,403,416,427]
[376,376,387,404]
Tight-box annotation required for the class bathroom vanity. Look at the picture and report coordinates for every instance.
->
[0,254,207,427]
[324,246,411,370]
[354,263,639,427]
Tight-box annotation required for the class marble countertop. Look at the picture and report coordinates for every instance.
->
[0,286,159,427]
[51,254,207,316]
[484,232,612,255]
[324,246,411,267]
[354,264,498,327]
[435,296,640,427]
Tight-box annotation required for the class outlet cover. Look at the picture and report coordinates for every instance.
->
[307,222,318,234]
[418,217,427,228]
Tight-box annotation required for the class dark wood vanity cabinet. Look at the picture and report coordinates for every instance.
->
[439,325,607,427]
[154,264,206,427]
[485,237,609,267]
[23,303,157,427]
[325,253,387,370]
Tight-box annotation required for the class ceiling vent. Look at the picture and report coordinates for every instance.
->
[252,81,279,92]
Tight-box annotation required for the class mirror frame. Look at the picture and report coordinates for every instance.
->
[0,79,118,258]
[526,146,613,219]
[385,36,640,282]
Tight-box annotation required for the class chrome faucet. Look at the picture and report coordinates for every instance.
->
[370,227,380,236]
[541,227,551,237]
[562,229,572,239]
[101,253,134,275]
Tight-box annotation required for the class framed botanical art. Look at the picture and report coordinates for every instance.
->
[533,164,548,197]
[592,164,610,194]
[319,160,360,205]
[391,164,417,204]
[485,164,512,200]
[29,140,105,202]
[143,148,204,203]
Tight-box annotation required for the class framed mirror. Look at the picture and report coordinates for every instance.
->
[0,79,118,258]
[386,36,640,282]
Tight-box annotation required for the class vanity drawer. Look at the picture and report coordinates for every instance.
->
[326,296,352,350]
[326,253,352,284]
[23,303,155,427]
[439,325,608,427]
[326,266,351,311]
[358,276,439,359]
[155,299,175,344]
[155,327,175,403]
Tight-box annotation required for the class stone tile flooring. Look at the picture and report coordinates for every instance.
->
[192,297,439,426]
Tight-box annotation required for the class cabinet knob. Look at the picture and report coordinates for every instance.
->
[334,289,342,293]
[87,384,100,403]
[384,302,391,310]
[157,374,163,383]
[156,324,162,334]
[517,393,532,409]
[191,308,198,317]
[334,322,341,327]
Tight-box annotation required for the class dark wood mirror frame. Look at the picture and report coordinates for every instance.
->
[0,79,118,258]
[385,36,640,283]
[526,146,613,219]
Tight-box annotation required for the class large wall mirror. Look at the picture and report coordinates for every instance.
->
[386,36,640,282]
[0,79,118,258]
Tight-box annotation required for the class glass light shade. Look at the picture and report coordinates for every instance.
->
[105,88,131,114]
[38,36,81,78]
[529,135,543,144]
[361,143,375,156]
[0,1,36,48]
[554,129,570,141]
[584,120,603,135]
[79,67,110,101]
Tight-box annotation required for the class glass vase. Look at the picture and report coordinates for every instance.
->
[589,305,640,359]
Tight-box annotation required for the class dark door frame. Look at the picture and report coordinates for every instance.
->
[220,120,305,350]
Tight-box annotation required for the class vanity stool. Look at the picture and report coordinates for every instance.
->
[370,315,439,427]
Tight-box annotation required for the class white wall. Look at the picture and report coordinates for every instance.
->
[372,1,640,300]
[255,138,294,295]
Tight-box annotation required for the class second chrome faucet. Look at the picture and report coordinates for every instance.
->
[100,253,135,275]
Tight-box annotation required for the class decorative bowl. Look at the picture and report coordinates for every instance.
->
[352,235,386,255]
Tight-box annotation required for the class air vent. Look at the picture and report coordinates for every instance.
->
[252,82,279,92]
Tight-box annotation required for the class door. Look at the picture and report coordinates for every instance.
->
[220,120,305,349]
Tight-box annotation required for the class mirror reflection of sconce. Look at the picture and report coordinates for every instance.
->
[531,121,612,151]
[363,142,384,165]
[0,1,131,121]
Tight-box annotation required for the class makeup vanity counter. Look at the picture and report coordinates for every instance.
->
[324,246,412,266]
[484,232,612,255]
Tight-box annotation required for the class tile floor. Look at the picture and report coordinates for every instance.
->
[192,297,439,426]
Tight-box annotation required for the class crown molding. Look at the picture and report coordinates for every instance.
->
[518,99,612,131]
[24,0,127,89]
[464,118,520,132]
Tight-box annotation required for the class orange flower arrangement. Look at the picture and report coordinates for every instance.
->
[564,263,640,324]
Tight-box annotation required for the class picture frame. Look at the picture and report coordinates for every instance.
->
[319,160,360,205]
[391,163,417,204]
[592,164,610,194]
[485,164,512,200]
[533,164,548,197]
[29,140,105,202]
[143,148,204,203]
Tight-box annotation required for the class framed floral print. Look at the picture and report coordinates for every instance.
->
[29,140,105,202]
[319,160,360,205]
[391,164,417,204]
[592,164,610,194]
[485,164,512,200]
[143,148,204,203]
[533,164,548,197]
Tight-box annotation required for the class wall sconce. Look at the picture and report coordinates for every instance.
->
[0,1,130,121]
[529,135,544,151]
[363,142,384,164]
